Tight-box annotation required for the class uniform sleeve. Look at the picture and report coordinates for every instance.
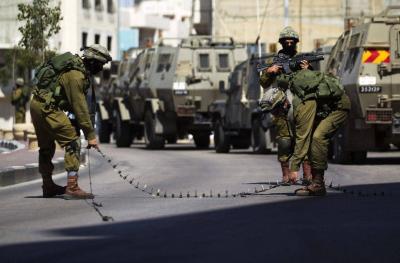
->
[259,72,275,89]
[289,99,317,171]
[59,70,96,140]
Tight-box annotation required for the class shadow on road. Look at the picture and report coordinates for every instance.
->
[1,182,400,263]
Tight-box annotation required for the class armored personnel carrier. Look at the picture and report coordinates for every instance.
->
[110,36,248,149]
[209,55,278,153]
[326,6,400,163]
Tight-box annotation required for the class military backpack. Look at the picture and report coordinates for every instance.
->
[33,52,87,109]
[290,69,344,101]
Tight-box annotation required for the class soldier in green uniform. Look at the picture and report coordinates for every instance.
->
[259,27,312,185]
[30,44,112,199]
[11,78,30,123]
[289,70,351,196]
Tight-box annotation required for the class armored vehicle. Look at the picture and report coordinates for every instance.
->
[111,36,248,149]
[209,55,278,153]
[326,6,400,163]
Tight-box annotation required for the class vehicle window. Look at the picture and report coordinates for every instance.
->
[156,54,172,73]
[217,54,230,71]
[344,48,360,72]
[145,52,153,70]
[198,53,210,71]
[349,34,360,48]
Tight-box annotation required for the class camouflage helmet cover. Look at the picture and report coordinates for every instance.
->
[82,44,112,63]
[260,88,287,112]
[279,26,299,42]
[15,77,24,86]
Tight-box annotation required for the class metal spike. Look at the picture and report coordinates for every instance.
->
[112,164,117,169]
[129,179,134,184]
[187,192,190,198]
[157,189,160,196]
[135,182,139,188]
[171,193,175,198]
[179,192,183,198]
[202,193,206,198]
[225,190,229,198]
[118,170,122,174]
[195,190,198,198]
[108,159,111,163]
[217,193,221,198]
[210,190,213,198]
[164,191,167,198]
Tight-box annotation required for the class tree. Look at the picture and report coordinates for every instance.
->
[17,0,62,63]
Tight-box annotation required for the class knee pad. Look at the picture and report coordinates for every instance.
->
[65,139,81,157]
[277,137,293,158]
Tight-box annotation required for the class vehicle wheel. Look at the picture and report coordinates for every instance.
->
[96,109,111,143]
[144,111,165,149]
[251,119,268,154]
[351,151,367,164]
[331,133,352,164]
[114,109,133,147]
[193,133,210,149]
[213,120,230,153]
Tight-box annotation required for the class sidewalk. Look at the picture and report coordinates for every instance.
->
[0,140,86,187]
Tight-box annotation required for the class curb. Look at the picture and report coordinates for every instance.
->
[0,151,87,187]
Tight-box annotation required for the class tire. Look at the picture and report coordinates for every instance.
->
[114,110,133,147]
[96,110,111,143]
[144,111,165,149]
[251,118,268,154]
[331,133,352,164]
[193,133,210,149]
[213,120,230,153]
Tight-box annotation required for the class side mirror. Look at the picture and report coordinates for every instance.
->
[219,80,226,93]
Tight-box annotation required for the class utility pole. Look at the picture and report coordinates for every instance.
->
[284,0,289,27]
[256,0,261,58]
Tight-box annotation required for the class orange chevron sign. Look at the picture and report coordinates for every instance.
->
[362,49,390,63]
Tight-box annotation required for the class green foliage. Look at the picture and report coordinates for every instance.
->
[0,0,62,86]
[17,0,62,60]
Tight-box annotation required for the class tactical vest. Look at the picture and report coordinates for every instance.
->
[33,52,88,110]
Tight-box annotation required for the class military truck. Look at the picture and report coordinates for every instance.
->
[325,6,400,163]
[209,55,278,153]
[111,36,248,149]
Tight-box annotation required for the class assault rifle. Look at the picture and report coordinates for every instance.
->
[256,52,325,74]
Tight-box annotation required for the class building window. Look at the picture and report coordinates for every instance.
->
[198,53,210,71]
[82,0,90,9]
[217,54,229,71]
[107,36,112,51]
[95,34,100,44]
[82,32,88,48]
[107,0,115,13]
[95,0,103,11]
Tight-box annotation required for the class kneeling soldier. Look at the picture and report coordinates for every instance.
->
[30,44,111,199]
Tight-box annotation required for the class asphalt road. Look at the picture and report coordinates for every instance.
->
[1,142,400,263]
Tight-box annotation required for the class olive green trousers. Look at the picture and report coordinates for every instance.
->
[30,97,80,176]
[272,114,293,162]
[14,108,26,123]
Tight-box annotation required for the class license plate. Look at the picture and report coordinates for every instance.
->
[174,90,188,95]
[359,86,382,93]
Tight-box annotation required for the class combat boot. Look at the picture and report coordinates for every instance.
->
[42,175,66,198]
[302,160,312,185]
[280,161,291,186]
[295,169,326,196]
[64,175,94,200]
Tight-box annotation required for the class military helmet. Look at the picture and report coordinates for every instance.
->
[15,78,24,86]
[259,88,287,112]
[82,44,112,64]
[279,26,299,42]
